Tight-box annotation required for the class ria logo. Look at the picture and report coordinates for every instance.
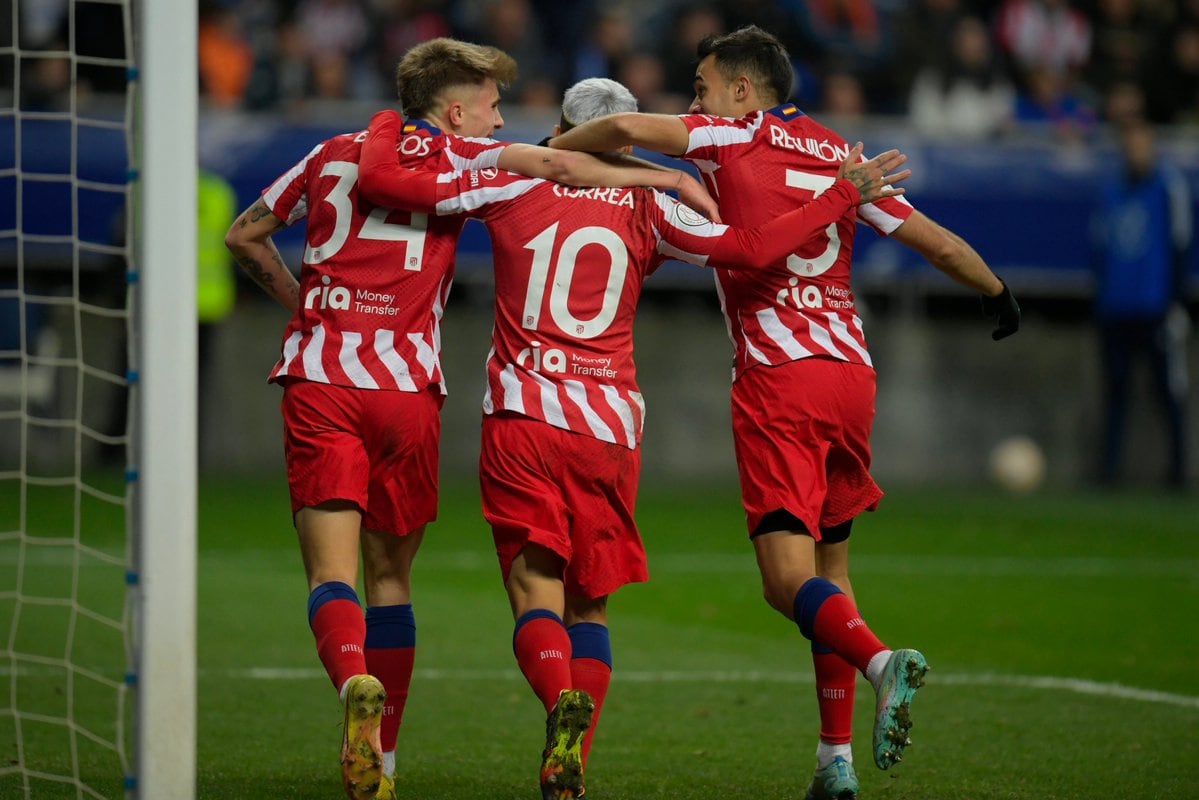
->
[305,275,351,310]
[516,340,567,373]
[776,277,824,309]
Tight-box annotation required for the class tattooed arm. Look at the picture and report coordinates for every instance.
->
[224,198,300,313]
[836,143,910,205]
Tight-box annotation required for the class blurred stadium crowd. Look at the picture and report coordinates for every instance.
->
[8,0,1199,139]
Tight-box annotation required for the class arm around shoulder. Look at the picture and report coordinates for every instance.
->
[548,112,691,157]
[357,109,440,212]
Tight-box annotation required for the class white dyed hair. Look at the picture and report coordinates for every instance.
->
[560,77,638,131]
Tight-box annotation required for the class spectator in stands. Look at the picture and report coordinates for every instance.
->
[719,0,810,58]
[908,15,1015,139]
[796,0,886,68]
[528,0,597,91]
[196,169,239,464]
[295,0,381,100]
[458,0,557,107]
[655,4,725,97]
[309,51,352,102]
[372,1,452,102]
[995,0,1092,79]
[996,0,1094,140]
[297,0,371,56]
[570,6,635,90]
[1013,64,1097,143]
[615,51,690,114]
[891,0,968,104]
[1084,0,1168,102]
[1100,78,1147,126]
[244,15,311,112]
[1089,117,1192,489]
[1152,22,1199,126]
[198,2,255,108]
[20,40,71,111]
[819,63,869,120]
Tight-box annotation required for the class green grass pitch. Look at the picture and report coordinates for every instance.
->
[3,476,1198,798]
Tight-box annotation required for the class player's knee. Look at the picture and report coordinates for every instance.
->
[760,576,794,618]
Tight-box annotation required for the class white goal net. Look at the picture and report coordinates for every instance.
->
[0,1,196,797]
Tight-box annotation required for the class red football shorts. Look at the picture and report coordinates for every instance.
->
[479,413,648,600]
[281,379,443,535]
[731,357,883,539]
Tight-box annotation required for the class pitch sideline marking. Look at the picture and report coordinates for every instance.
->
[227,666,1199,711]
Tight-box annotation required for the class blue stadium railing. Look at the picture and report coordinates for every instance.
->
[4,109,1198,296]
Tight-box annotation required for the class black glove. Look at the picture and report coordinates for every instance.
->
[980,281,1020,341]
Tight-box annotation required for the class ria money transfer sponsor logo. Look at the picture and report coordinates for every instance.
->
[304,275,400,316]
[775,278,855,310]
[516,340,619,379]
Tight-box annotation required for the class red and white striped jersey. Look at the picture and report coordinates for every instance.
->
[415,169,858,449]
[261,122,506,393]
[680,104,915,378]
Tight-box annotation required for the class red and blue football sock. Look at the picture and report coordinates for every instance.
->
[794,577,886,675]
[812,642,857,761]
[567,622,611,765]
[307,581,366,695]
[513,609,573,713]
[365,603,416,771]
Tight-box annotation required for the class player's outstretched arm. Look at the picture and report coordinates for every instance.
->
[357,110,720,220]
[225,198,300,313]
[547,112,691,157]
[891,211,1020,339]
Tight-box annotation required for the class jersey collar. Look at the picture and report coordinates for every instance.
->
[402,118,442,136]
[766,103,805,121]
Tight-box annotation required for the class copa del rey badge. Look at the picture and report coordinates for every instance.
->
[674,203,710,228]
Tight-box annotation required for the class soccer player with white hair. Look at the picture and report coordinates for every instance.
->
[548,24,1023,800]
[358,77,910,800]
[558,77,639,133]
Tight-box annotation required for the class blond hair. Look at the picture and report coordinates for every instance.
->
[395,38,518,119]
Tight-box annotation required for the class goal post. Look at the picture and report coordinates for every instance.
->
[131,0,197,797]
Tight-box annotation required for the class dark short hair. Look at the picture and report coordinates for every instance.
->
[696,25,793,105]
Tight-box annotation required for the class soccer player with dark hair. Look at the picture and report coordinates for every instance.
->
[224,37,732,800]
[357,75,910,800]
[547,24,1021,800]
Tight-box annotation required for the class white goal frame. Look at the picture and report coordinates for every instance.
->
[132,1,197,798]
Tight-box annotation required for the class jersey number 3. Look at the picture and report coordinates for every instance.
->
[785,168,843,278]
